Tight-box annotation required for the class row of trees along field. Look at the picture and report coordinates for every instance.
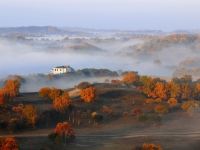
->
[122,72,200,101]
[121,72,200,113]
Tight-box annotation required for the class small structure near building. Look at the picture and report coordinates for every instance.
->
[51,65,75,75]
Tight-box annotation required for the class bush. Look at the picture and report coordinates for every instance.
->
[167,98,178,107]
[181,100,199,112]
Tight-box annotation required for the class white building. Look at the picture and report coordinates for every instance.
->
[51,65,75,75]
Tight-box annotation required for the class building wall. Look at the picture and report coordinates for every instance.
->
[51,67,74,75]
[52,68,67,74]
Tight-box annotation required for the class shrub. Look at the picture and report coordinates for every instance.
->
[167,98,178,107]
[181,100,199,112]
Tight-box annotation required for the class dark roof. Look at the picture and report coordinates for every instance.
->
[54,65,72,69]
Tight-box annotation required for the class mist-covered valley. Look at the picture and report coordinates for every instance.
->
[1,26,200,82]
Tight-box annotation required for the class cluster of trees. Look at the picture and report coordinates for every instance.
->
[39,87,71,112]
[0,137,19,150]
[80,86,96,103]
[140,75,200,101]
[48,122,75,144]
[0,80,20,105]
[39,87,63,101]
[12,104,38,127]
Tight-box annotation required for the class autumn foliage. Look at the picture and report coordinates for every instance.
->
[0,80,20,105]
[80,86,96,103]
[39,87,63,100]
[142,143,163,150]
[39,87,51,99]
[22,105,38,127]
[167,98,178,107]
[4,80,20,98]
[181,100,199,112]
[54,122,75,137]
[49,122,75,144]
[13,104,38,127]
[0,90,6,105]
[53,92,71,112]
[0,137,19,150]
[122,72,138,85]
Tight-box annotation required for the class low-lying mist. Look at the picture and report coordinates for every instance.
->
[20,76,117,92]
[1,33,200,83]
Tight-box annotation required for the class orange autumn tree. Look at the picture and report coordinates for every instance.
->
[0,137,19,150]
[166,81,180,99]
[39,87,51,99]
[0,79,20,105]
[153,82,167,99]
[140,76,156,98]
[80,86,96,103]
[22,105,38,127]
[142,143,163,150]
[180,83,191,100]
[49,122,75,144]
[39,87,63,100]
[122,72,138,85]
[53,92,71,112]
[167,98,178,107]
[4,79,20,98]
[48,88,63,100]
[54,122,75,137]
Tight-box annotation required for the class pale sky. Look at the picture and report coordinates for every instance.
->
[0,0,199,30]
